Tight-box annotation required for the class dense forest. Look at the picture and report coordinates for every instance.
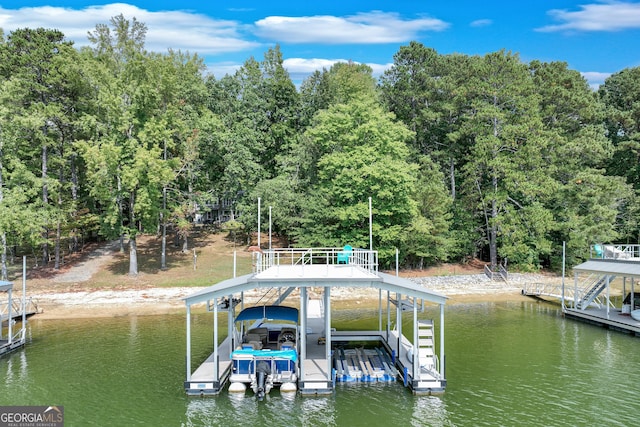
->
[0,15,639,278]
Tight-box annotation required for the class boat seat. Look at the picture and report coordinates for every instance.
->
[279,341,295,350]
[244,333,262,346]
[248,327,268,344]
[248,341,262,350]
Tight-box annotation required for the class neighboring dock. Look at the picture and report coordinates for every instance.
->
[1,258,39,356]
[523,244,640,336]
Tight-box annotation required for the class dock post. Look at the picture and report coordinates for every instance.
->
[440,303,445,379]
[186,305,192,381]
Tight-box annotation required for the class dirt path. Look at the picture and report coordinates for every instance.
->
[52,241,120,283]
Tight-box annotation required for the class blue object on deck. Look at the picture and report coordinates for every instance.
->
[594,244,603,258]
[337,245,353,264]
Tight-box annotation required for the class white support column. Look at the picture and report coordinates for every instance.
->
[228,294,234,352]
[300,287,307,381]
[440,303,445,379]
[606,276,611,318]
[574,272,578,309]
[386,290,390,341]
[412,296,418,381]
[213,297,219,381]
[324,286,331,379]
[186,305,192,381]
[378,289,382,332]
[22,257,26,337]
[396,293,402,355]
[7,287,12,344]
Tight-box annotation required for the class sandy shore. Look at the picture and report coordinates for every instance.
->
[22,272,560,320]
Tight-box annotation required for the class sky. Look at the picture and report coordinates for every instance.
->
[1,1,640,88]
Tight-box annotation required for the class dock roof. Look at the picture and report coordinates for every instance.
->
[573,259,640,278]
[184,265,447,307]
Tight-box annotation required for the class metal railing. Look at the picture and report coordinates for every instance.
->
[522,277,617,310]
[254,247,378,275]
[590,244,640,260]
[0,297,39,322]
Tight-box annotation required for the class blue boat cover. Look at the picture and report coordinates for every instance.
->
[234,305,299,323]
[231,349,298,362]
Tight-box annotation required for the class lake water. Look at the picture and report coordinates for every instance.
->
[2,300,640,426]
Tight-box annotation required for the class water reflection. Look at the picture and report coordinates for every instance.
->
[411,395,451,427]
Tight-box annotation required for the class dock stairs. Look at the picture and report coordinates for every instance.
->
[417,320,436,371]
[576,275,615,309]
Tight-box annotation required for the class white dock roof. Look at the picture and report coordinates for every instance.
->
[184,264,447,307]
[573,259,640,278]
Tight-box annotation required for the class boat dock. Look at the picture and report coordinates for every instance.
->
[1,258,39,356]
[183,246,447,397]
[0,278,27,356]
[525,244,640,336]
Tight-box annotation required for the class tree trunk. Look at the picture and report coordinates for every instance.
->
[54,221,61,269]
[70,153,79,252]
[450,157,456,200]
[1,233,7,281]
[161,139,167,270]
[42,144,49,265]
[128,191,138,276]
[129,235,138,276]
[0,148,6,280]
[182,234,188,253]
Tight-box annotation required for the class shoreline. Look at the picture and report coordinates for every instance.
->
[25,272,560,320]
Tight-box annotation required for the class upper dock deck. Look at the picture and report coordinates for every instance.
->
[254,247,378,279]
[590,244,640,260]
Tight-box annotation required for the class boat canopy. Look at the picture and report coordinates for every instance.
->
[235,305,299,323]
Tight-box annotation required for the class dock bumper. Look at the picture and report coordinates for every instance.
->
[184,381,223,396]
[411,379,447,395]
[299,381,333,396]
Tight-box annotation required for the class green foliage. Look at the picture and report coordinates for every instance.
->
[0,19,638,275]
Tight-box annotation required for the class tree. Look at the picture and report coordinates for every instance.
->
[0,28,87,269]
[533,60,628,267]
[81,15,175,275]
[296,97,421,266]
[458,51,552,269]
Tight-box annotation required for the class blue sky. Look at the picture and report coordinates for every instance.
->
[1,1,639,88]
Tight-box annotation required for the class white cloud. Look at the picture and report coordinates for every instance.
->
[581,71,612,89]
[538,1,640,32]
[207,57,394,85]
[471,19,493,28]
[0,3,258,54]
[254,11,449,44]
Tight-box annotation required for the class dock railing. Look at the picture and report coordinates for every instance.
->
[522,278,616,310]
[590,244,640,260]
[254,247,378,275]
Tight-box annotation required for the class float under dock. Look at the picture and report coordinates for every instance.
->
[564,308,640,335]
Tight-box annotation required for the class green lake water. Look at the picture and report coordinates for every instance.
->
[2,301,640,426]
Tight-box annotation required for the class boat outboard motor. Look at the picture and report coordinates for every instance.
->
[255,361,271,400]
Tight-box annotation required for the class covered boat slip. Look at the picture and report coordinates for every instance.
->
[184,247,447,396]
[563,245,640,334]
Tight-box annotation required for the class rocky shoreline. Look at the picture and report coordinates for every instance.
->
[25,272,561,319]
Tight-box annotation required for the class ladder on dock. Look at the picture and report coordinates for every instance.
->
[417,320,436,371]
